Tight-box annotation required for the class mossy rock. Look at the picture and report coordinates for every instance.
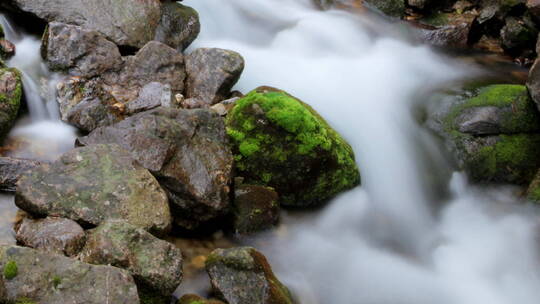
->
[226,86,360,207]
[177,294,225,304]
[526,170,540,202]
[364,0,405,18]
[442,84,540,184]
[0,68,22,142]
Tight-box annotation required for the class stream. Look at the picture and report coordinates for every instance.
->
[2,0,540,303]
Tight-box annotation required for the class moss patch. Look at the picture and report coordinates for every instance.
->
[4,260,18,280]
[226,86,360,207]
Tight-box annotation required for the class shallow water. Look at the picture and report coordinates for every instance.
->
[185,0,540,303]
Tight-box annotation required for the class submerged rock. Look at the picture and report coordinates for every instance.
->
[0,245,139,304]
[206,247,295,304]
[233,184,280,234]
[185,48,245,106]
[78,108,233,229]
[80,220,183,296]
[15,216,86,256]
[15,144,172,235]
[226,86,360,207]
[442,84,540,184]
[0,68,22,141]
[3,0,199,50]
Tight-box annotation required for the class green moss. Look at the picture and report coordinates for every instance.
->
[15,298,37,304]
[226,87,360,206]
[4,260,18,280]
[52,275,62,288]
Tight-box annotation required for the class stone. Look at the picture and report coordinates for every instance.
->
[418,11,477,49]
[80,220,182,296]
[0,245,139,304]
[77,108,233,229]
[526,169,540,202]
[364,0,405,17]
[15,144,172,235]
[42,22,123,78]
[205,247,295,304]
[226,86,360,207]
[0,157,43,192]
[178,294,226,304]
[500,16,538,52]
[155,2,201,52]
[125,82,172,115]
[233,184,280,234]
[15,216,86,256]
[185,48,245,106]
[0,39,15,60]
[0,68,21,141]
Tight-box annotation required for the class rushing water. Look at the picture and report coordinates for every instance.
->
[1,1,540,303]
[185,0,540,303]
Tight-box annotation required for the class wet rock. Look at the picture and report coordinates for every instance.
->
[226,86,360,207]
[0,245,139,304]
[0,157,43,192]
[526,169,540,202]
[0,68,22,141]
[185,48,245,106]
[500,16,538,53]
[155,1,201,52]
[418,11,477,49]
[233,184,279,234]
[364,0,405,17]
[450,85,540,135]
[477,0,523,24]
[527,56,540,110]
[80,219,182,296]
[4,0,159,48]
[442,85,540,184]
[42,22,123,78]
[15,216,86,256]
[408,0,430,9]
[178,294,226,304]
[205,247,295,304]
[15,144,172,235]
[78,108,233,229]
[528,0,540,20]
[0,39,15,60]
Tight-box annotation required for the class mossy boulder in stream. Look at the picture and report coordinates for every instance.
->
[226,87,360,207]
[442,84,540,184]
[0,68,22,141]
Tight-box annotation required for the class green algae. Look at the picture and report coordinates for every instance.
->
[4,260,18,280]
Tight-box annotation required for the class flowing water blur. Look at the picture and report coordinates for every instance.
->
[0,15,77,243]
[185,0,540,303]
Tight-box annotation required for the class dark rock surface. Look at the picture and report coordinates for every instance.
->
[0,68,22,141]
[0,157,43,192]
[233,184,280,234]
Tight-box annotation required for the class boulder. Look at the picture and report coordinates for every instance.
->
[205,247,295,304]
[418,11,477,49]
[185,48,245,106]
[125,82,173,115]
[0,157,43,192]
[78,108,233,229]
[15,216,86,256]
[233,184,279,234]
[80,220,182,296]
[500,16,538,53]
[0,68,22,141]
[528,0,540,20]
[527,56,540,110]
[0,245,139,304]
[42,22,123,78]
[15,144,172,235]
[226,86,360,207]
[3,0,199,50]
[0,39,15,60]
[442,84,540,184]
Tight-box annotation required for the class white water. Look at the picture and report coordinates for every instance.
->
[185,0,540,303]
[0,15,76,161]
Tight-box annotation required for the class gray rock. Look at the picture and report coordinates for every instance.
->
[500,16,538,51]
[155,2,201,52]
[15,144,172,235]
[0,157,43,192]
[364,0,405,17]
[15,216,86,256]
[42,22,123,78]
[78,108,233,229]
[418,11,477,49]
[0,39,15,60]
[80,219,183,296]
[0,245,139,304]
[455,106,514,135]
[126,82,172,115]
[233,184,280,235]
[0,68,21,141]
[185,48,245,106]
[206,247,295,304]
